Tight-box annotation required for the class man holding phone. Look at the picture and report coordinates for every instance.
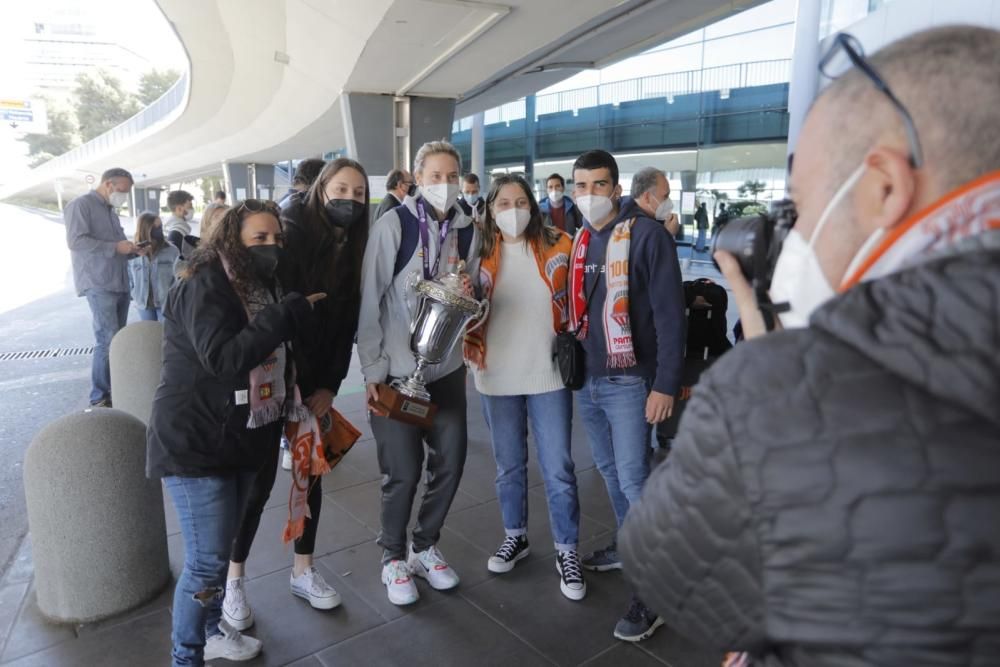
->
[64,167,139,407]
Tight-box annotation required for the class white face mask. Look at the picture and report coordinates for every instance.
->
[420,182,459,213]
[770,163,868,328]
[576,194,613,225]
[108,190,128,208]
[463,192,480,206]
[548,189,564,204]
[183,209,194,222]
[652,196,674,222]
[495,207,530,238]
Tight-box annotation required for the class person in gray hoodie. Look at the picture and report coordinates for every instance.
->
[359,140,481,607]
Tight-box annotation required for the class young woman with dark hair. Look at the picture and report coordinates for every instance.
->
[221,158,371,627]
[464,174,586,600]
[128,211,179,320]
[146,200,324,665]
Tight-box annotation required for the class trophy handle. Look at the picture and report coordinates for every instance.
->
[465,297,490,334]
[404,270,422,330]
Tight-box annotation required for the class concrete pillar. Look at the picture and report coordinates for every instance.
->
[679,170,698,241]
[110,321,163,426]
[24,408,170,623]
[223,163,275,201]
[471,111,486,183]
[342,92,456,175]
[787,0,823,159]
[524,95,537,189]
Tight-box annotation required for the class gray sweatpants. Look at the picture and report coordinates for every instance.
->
[371,366,468,563]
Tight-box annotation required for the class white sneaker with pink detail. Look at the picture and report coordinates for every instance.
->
[407,544,460,590]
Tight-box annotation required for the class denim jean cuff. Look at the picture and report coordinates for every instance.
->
[555,542,579,552]
[504,528,528,538]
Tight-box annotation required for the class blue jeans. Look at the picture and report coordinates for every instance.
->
[576,375,652,530]
[481,389,579,550]
[136,306,162,321]
[84,289,129,404]
[164,473,254,667]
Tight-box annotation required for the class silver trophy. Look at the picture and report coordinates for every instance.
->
[392,263,489,402]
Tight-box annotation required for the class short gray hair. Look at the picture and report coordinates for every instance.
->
[630,167,665,199]
[413,140,462,176]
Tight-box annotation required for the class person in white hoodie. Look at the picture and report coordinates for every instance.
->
[359,140,481,606]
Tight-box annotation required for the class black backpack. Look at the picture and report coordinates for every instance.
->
[656,278,732,447]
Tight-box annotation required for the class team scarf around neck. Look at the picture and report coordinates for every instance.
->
[841,169,1000,290]
[569,218,637,369]
[464,232,571,370]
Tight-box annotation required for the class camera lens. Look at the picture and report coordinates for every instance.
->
[711,215,773,284]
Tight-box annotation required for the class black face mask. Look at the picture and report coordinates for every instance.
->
[247,244,282,280]
[150,226,164,242]
[324,199,365,228]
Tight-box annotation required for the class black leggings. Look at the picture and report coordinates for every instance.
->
[230,423,323,562]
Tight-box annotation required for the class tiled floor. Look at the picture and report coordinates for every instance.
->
[1,256,733,666]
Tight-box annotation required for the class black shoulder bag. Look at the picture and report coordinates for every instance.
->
[556,269,600,391]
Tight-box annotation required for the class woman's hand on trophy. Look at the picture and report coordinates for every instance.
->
[366,383,388,416]
[459,273,474,297]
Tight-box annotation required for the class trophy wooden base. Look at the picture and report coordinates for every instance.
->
[371,383,437,429]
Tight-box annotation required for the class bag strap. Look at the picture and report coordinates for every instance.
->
[393,205,474,277]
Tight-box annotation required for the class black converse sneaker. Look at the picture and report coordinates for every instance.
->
[487,535,530,573]
[556,550,587,601]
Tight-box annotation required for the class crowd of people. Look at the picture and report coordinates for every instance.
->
[60,24,999,667]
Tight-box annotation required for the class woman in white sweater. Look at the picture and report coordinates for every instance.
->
[463,174,585,601]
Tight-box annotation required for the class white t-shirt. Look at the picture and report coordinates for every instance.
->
[473,239,564,396]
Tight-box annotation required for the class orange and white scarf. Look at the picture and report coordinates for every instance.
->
[464,232,572,369]
[569,218,637,368]
[841,169,1000,290]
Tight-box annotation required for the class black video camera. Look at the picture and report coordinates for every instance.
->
[710,199,797,330]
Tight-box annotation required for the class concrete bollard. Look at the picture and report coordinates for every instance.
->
[23,408,170,623]
[110,321,163,425]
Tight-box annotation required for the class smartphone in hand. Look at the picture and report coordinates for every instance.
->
[136,241,152,249]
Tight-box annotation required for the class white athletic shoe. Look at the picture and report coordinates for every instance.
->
[290,566,342,610]
[204,619,262,662]
[281,448,293,471]
[381,559,419,606]
[407,544,460,591]
[222,577,254,631]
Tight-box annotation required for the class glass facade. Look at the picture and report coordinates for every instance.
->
[820,0,895,38]
[451,0,796,238]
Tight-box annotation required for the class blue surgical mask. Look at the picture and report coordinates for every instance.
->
[463,192,480,206]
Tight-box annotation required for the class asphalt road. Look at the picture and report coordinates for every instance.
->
[0,204,137,575]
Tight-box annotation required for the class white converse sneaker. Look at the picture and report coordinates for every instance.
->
[407,544,460,591]
[381,559,419,606]
[222,577,254,631]
[556,550,587,601]
[290,566,342,610]
[204,619,262,662]
[281,447,293,471]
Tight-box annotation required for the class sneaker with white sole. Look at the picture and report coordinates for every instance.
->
[407,544,460,590]
[556,550,587,601]
[582,542,622,572]
[487,535,530,573]
[290,566,342,610]
[222,577,254,631]
[281,447,293,471]
[204,618,262,662]
[381,559,419,606]
[613,595,664,642]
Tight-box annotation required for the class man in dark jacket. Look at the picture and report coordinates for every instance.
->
[372,168,413,222]
[569,149,685,642]
[621,25,1000,667]
[540,172,582,235]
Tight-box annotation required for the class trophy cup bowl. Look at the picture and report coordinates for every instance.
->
[374,268,488,427]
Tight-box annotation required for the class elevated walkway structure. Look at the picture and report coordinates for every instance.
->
[1,0,769,204]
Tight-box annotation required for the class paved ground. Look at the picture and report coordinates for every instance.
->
[0,204,732,666]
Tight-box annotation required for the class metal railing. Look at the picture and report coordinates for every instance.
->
[33,70,190,175]
[462,59,791,130]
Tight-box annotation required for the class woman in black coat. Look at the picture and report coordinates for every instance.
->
[221,158,370,629]
[147,200,322,666]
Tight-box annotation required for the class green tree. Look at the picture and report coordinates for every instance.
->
[737,179,767,201]
[73,69,140,142]
[20,103,78,166]
[137,68,181,106]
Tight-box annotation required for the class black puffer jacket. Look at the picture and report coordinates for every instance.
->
[621,237,1000,666]
[146,260,312,478]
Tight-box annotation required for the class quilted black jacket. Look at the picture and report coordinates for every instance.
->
[620,237,1000,666]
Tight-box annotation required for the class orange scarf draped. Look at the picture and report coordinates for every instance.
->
[464,232,572,370]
